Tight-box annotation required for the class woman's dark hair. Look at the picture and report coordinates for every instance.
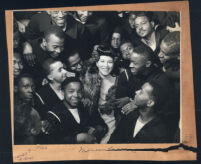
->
[88,45,119,76]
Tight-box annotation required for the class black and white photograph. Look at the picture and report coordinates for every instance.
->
[13,10,181,145]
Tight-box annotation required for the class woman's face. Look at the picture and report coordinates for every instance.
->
[111,33,121,49]
[96,55,114,76]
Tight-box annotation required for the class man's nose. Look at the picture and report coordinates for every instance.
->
[56,48,62,54]
[158,52,164,58]
[129,62,134,67]
[15,62,20,69]
[77,63,82,69]
[58,11,65,17]
[135,90,140,94]
[28,87,34,93]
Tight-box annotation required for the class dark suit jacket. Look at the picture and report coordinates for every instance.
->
[109,110,171,143]
[34,84,62,119]
[46,101,108,144]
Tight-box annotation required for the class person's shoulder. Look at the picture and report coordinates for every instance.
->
[155,26,169,40]
[49,101,66,116]
[119,69,132,81]
[38,84,51,94]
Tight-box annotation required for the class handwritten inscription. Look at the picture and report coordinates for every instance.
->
[14,146,47,161]
[78,146,135,153]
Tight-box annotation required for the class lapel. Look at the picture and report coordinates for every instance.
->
[133,117,159,139]
[63,101,82,125]
[65,16,78,40]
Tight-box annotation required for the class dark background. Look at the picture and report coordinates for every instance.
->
[0,0,200,163]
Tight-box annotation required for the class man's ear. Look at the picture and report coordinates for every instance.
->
[145,60,152,67]
[47,74,53,81]
[151,21,155,28]
[147,99,155,108]
[96,62,99,68]
[42,38,47,47]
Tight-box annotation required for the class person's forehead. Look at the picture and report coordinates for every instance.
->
[142,82,153,93]
[77,11,88,14]
[99,55,113,61]
[50,61,63,71]
[135,16,149,23]
[130,52,145,61]
[121,42,132,49]
[19,77,33,85]
[47,34,64,44]
[65,82,81,90]
[13,53,22,60]
[112,33,121,38]
[129,13,136,19]
[69,53,80,62]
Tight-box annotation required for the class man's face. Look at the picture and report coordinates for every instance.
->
[120,42,134,60]
[48,61,67,83]
[14,31,20,49]
[128,13,136,29]
[13,53,23,78]
[77,11,92,24]
[68,53,83,73]
[18,77,35,102]
[96,55,114,76]
[129,52,147,75]
[45,34,64,58]
[111,33,121,49]
[134,16,153,38]
[134,82,153,107]
[158,41,176,63]
[48,11,67,28]
[64,82,82,108]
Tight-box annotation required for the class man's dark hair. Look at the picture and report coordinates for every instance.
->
[43,25,65,41]
[162,31,180,57]
[134,11,153,22]
[61,77,82,90]
[120,40,133,48]
[148,80,169,110]
[132,43,155,62]
[66,50,80,63]
[42,58,61,77]
[16,73,34,86]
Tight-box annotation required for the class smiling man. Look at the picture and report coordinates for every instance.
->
[134,12,168,56]
[22,25,65,88]
[114,44,170,113]
[46,77,99,144]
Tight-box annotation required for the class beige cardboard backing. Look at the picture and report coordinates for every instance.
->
[6,1,197,162]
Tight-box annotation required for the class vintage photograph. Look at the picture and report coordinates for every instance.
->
[13,10,181,145]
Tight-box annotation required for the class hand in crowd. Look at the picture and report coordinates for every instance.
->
[166,22,180,32]
[121,99,138,115]
[76,133,97,144]
[112,97,130,109]
[41,120,52,135]
[16,20,26,33]
[23,42,36,67]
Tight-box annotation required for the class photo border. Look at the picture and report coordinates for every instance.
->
[6,1,197,162]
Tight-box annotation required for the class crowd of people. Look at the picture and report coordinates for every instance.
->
[13,11,180,144]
